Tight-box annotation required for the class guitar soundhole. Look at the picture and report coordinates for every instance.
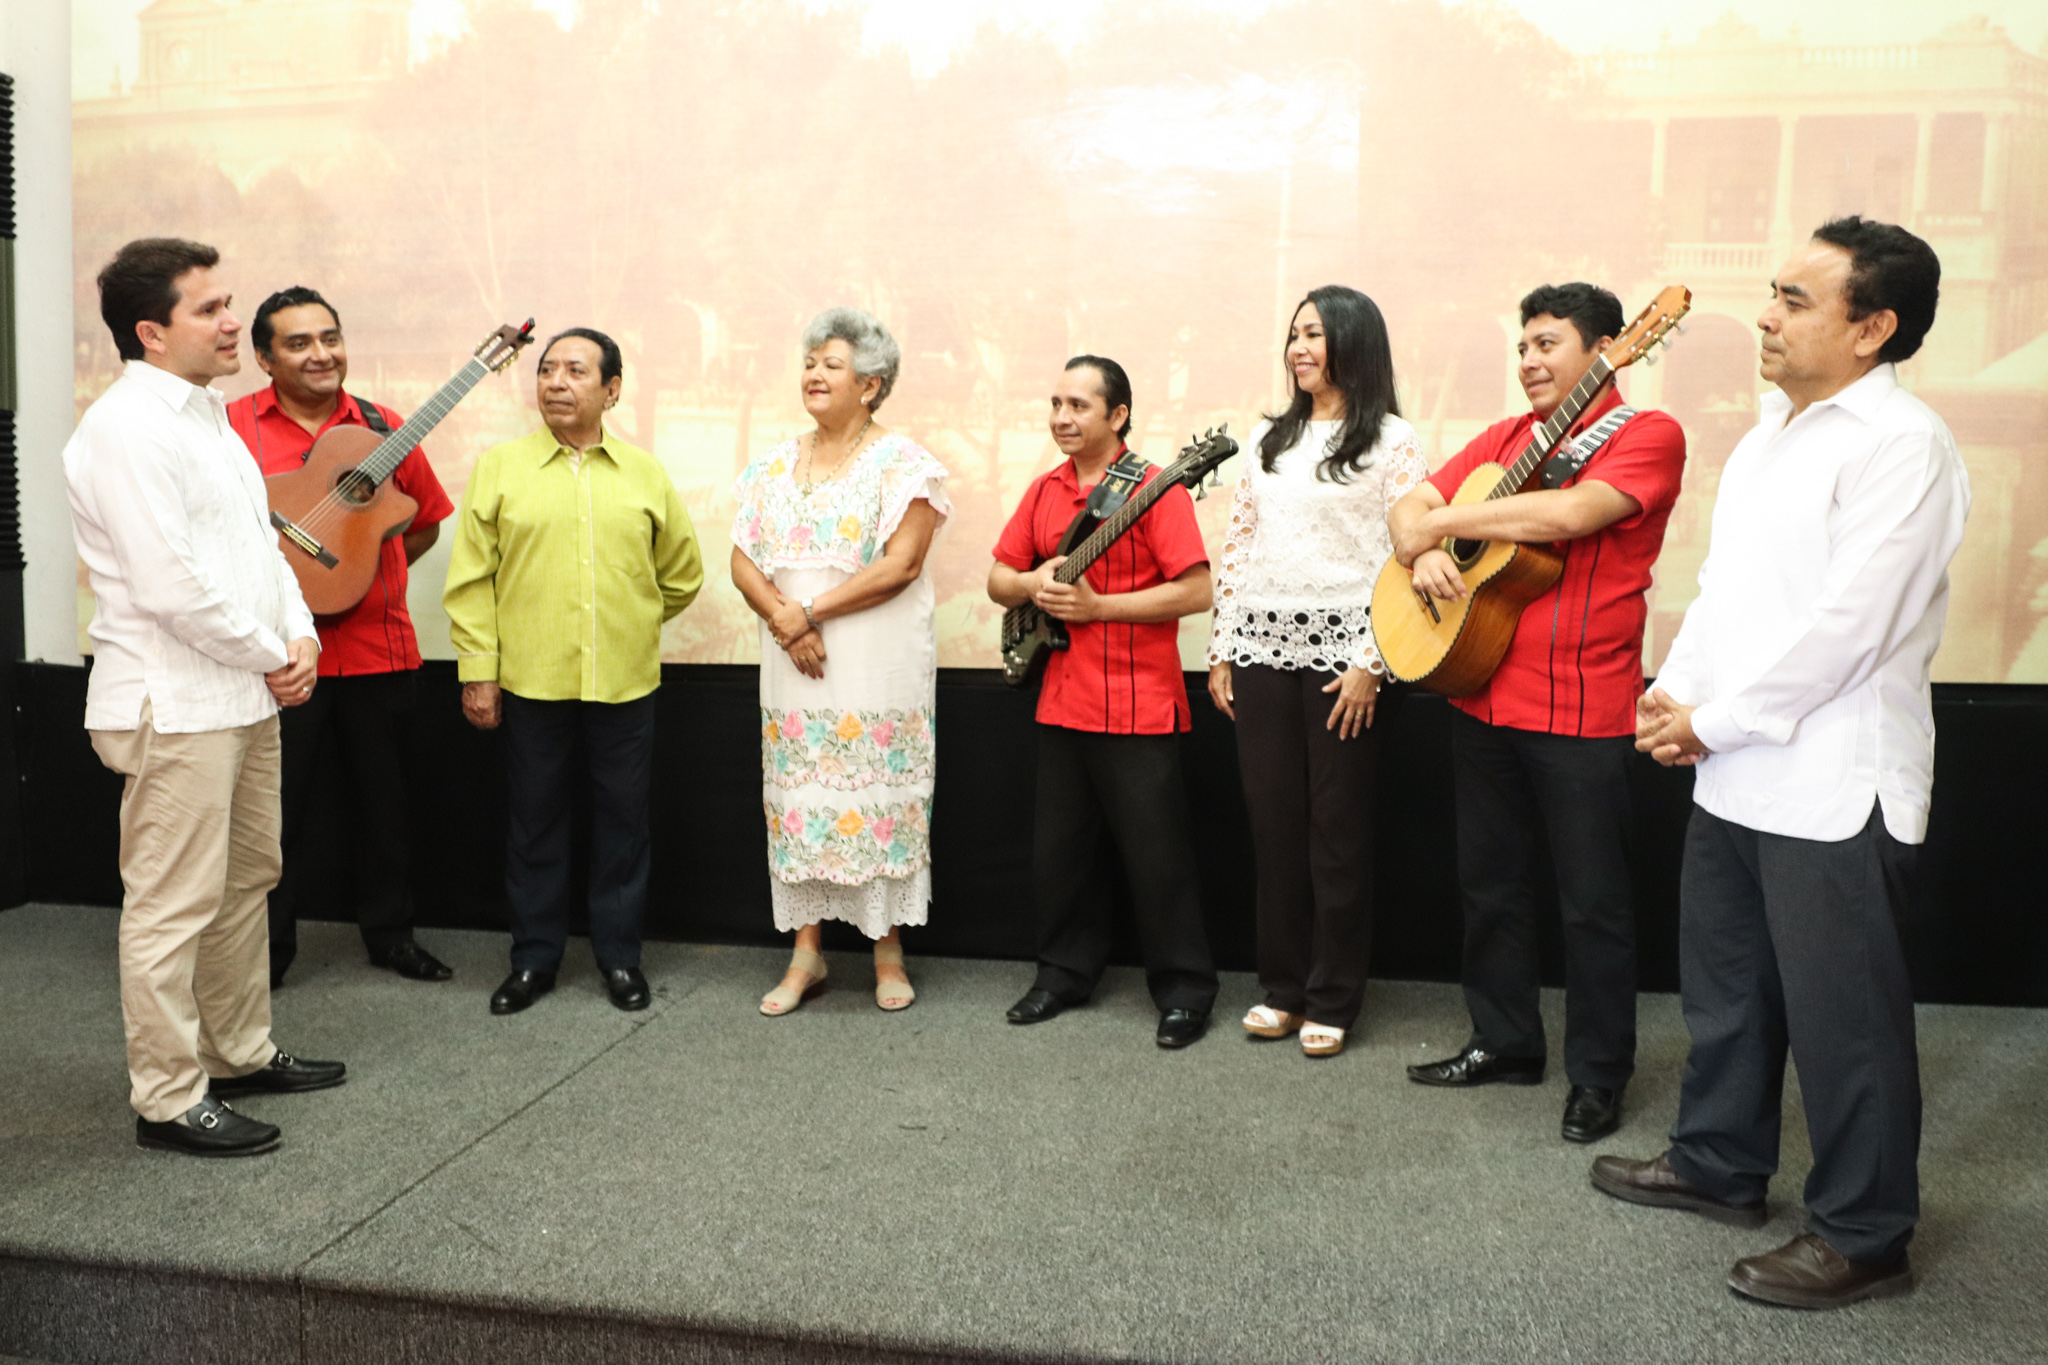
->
[1451,538,1483,566]
[335,468,375,505]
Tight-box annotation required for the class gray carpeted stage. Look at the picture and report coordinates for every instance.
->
[2,904,2044,1365]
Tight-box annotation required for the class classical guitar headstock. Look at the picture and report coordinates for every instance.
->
[476,319,537,374]
[1166,424,1238,499]
[1602,286,1692,371]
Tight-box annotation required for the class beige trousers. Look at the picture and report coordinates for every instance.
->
[90,701,282,1122]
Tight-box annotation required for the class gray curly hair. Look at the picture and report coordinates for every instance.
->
[801,307,901,411]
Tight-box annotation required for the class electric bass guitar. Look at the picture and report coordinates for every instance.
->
[1000,427,1238,686]
[1369,285,1691,696]
[266,320,536,615]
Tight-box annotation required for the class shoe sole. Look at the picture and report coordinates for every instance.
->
[1562,1120,1621,1144]
[1727,1267,1914,1309]
[1589,1169,1769,1228]
[137,1134,280,1158]
[1407,1069,1545,1088]
[209,1075,347,1097]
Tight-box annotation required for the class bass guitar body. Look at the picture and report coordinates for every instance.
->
[1369,461,1563,697]
[264,424,418,617]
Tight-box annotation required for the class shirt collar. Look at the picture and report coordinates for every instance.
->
[1761,362,1898,425]
[538,424,616,466]
[251,383,369,435]
[124,358,218,412]
[1053,444,1130,492]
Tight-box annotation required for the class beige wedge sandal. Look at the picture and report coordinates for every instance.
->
[760,948,827,1016]
[1242,1005,1305,1038]
[1300,1023,1346,1057]
[873,939,916,1011]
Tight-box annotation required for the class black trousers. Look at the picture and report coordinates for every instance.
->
[1666,803,1920,1264]
[272,670,420,970]
[502,692,656,974]
[1232,663,1375,1029]
[1030,726,1218,1014]
[1451,710,1637,1088]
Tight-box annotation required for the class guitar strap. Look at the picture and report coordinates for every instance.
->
[1056,448,1150,556]
[347,393,393,437]
[1540,406,1636,490]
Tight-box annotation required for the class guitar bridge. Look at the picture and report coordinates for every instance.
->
[271,510,338,569]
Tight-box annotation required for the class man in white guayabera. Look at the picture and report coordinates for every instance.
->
[65,237,348,1159]
[1596,217,1967,1310]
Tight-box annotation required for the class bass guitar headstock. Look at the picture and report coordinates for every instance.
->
[1602,286,1692,371]
[1165,424,1238,499]
[476,319,538,374]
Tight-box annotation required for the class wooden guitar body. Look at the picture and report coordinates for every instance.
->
[1369,461,1564,697]
[264,424,418,616]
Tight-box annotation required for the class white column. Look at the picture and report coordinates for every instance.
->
[1911,111,1934,217]
[1770,115,1798,246]
[1,0,79,662]
[1982,113,2009,215]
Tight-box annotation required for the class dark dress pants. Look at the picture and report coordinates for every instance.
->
[1030,725,1219,1014]
[502,691,656,974]
[1232,663,1375,1030]
[1665,803,1920,1264]
[272,670,420,974]
[1451,709,1637,1089]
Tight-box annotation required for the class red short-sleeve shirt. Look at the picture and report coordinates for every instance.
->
[227,387,455,677]
[1423,390,1686,738]
[993,457,1210,735]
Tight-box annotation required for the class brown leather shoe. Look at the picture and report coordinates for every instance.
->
[1728,1233,1912,1309]
[1590,1152,1768,1227]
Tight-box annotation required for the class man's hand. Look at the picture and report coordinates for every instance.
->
[266,637,319,707]
[1636,687,1708,767]
[1322,666,1381,740]
[1207,661,1235,721]
[786,629,827,680]
[1033,556,1103,624]
[1410,548,1468,603]
[462,681,502,730]
[1393,511,1445,568]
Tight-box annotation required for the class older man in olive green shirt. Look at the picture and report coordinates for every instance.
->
[445,327,702,1015]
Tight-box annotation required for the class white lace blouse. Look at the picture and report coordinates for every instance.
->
[1208,414,1430,675]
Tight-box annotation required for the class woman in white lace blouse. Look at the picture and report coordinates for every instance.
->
[1207,285,1428,1058]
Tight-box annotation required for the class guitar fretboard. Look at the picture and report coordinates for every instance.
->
[1051,463,1188,584]
[355,358,493,484]
[1489,357,1616,498]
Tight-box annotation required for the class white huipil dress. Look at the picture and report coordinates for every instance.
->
[730,433,951,937]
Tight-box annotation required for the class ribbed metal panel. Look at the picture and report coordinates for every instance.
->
[0,411,18,571]
[0,74,13,239]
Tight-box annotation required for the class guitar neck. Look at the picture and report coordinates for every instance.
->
[355,358,493,484]
[1052,469,1180,584]
[1490,358,1616,498]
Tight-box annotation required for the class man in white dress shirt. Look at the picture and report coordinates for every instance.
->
[1592,217,1967,1308]
[66,238,348,1158]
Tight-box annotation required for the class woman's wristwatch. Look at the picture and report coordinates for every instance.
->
[800,598,818,630]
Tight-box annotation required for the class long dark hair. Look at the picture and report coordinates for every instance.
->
[1257,286,1400,483]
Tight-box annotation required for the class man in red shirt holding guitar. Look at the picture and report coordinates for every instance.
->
[989,356,1220,1048]
[1387,284,1687,1142]
[227,287,456,988]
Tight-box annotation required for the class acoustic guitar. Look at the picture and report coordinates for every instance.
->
[266,320,535,615]
[1000,428,1238,686]
[1369,286,1691,696]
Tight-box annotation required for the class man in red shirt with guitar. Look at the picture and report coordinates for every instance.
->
[1387,284,1687,1142]
[228,287,455,988]
[989,356,1220,1048]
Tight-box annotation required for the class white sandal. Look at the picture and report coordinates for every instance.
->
[1300,1023,1346,1057]
[1242,1005,1305,1038]
[760,948,827,1016]
[872,939,915,1011]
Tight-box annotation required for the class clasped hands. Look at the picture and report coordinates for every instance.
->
[1637,687,1710,768]
[768,596,826,679]
[1028,556,1103,624]
[266,636,319,708]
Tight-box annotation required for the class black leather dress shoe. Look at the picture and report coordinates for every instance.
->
[1406,1045,1545,1087]
[491,969,556,1015]
[1156,1008,1209,1049]
[369,939,453,982]
[209,1049,347,1096]
[1562,1084,1624,1143]
[1006,988,1068,1025]
[136,1096,280,1158]
[603,967,651,1011]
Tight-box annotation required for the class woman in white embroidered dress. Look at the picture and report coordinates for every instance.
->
[1207,285,1427,1058]
[730,308,949,1016]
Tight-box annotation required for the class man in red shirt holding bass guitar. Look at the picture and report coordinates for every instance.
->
[227,287,456,988]
[989,356,1221,1049]
[1387,284,1687,1143]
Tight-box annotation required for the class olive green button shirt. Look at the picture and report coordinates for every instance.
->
[444,425,702,702]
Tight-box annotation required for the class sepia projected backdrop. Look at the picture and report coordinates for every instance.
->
[69,0,2048,679]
